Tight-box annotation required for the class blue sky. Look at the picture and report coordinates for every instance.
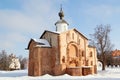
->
[0,0,120,57]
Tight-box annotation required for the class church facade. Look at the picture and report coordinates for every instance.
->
[27,8,97,76]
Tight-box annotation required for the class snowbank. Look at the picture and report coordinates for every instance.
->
[0,67,120,80]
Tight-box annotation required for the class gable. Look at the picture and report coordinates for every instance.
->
[40,29,88,40]
[73,29,88,40]
[27,38,51,49]
[40,30,60,39]
[27,39,35,49]
[60,28,88,40]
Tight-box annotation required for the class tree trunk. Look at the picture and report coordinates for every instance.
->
[102,61,105,70]
[102,53,106,70]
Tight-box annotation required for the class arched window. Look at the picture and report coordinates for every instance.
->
[78,39,80,45]
[72,33,74,40]
[62,56,65,63]
[90,52,92,57]
[66,33,69,43]
[91,61,93,65]
[82,51,84,57]
[79,49,81,57]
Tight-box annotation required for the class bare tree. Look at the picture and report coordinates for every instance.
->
[90,24,113,70]
[0,50,9,70]
[18,55,28,69]
[21,58,28,69]
[0,50,27,70]
[105,52,113,67]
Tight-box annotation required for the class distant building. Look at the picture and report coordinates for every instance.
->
[27,8,97,76]
[105,49,120,67]
[112,49,120,58]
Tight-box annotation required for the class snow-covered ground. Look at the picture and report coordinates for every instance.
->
[0,67,120,80]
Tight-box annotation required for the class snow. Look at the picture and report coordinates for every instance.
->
[52,31,61,34]
[0,67,120,80]
[9,58,20,70]
[33,38,51,47]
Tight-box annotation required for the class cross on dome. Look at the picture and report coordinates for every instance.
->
[59,5,64,19]
[55,5,69,32]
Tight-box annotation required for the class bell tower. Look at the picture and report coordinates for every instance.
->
[55,6,69,32]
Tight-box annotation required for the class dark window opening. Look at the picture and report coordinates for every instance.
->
[62,56,65,63]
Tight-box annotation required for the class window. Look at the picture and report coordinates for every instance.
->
[72,33,74,40]
[90,52,92,57]
[79,49,81,57]
[78,39,80,45]
[77,34,79,44]
[62,56,65,63]
[91,61,93,65]
[66,33,69,43]
[86,60,89,66]
[82,51,84,57]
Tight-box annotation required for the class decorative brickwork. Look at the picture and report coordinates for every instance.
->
[27,9,97,76]
[27,29,97,76]
[66,67,82,76]
[82,67,92,76]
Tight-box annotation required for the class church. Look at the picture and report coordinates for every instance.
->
[27,8,97,76]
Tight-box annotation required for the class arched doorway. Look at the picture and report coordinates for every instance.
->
[67,43,79,67]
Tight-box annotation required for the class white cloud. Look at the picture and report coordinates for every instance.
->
[0,0,58,33]
[0,0,67,56]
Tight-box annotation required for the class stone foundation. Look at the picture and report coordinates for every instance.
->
[82,67,92,76]
[66,67,82,76]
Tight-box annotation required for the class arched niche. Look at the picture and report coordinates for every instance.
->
[67,42,79,67]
